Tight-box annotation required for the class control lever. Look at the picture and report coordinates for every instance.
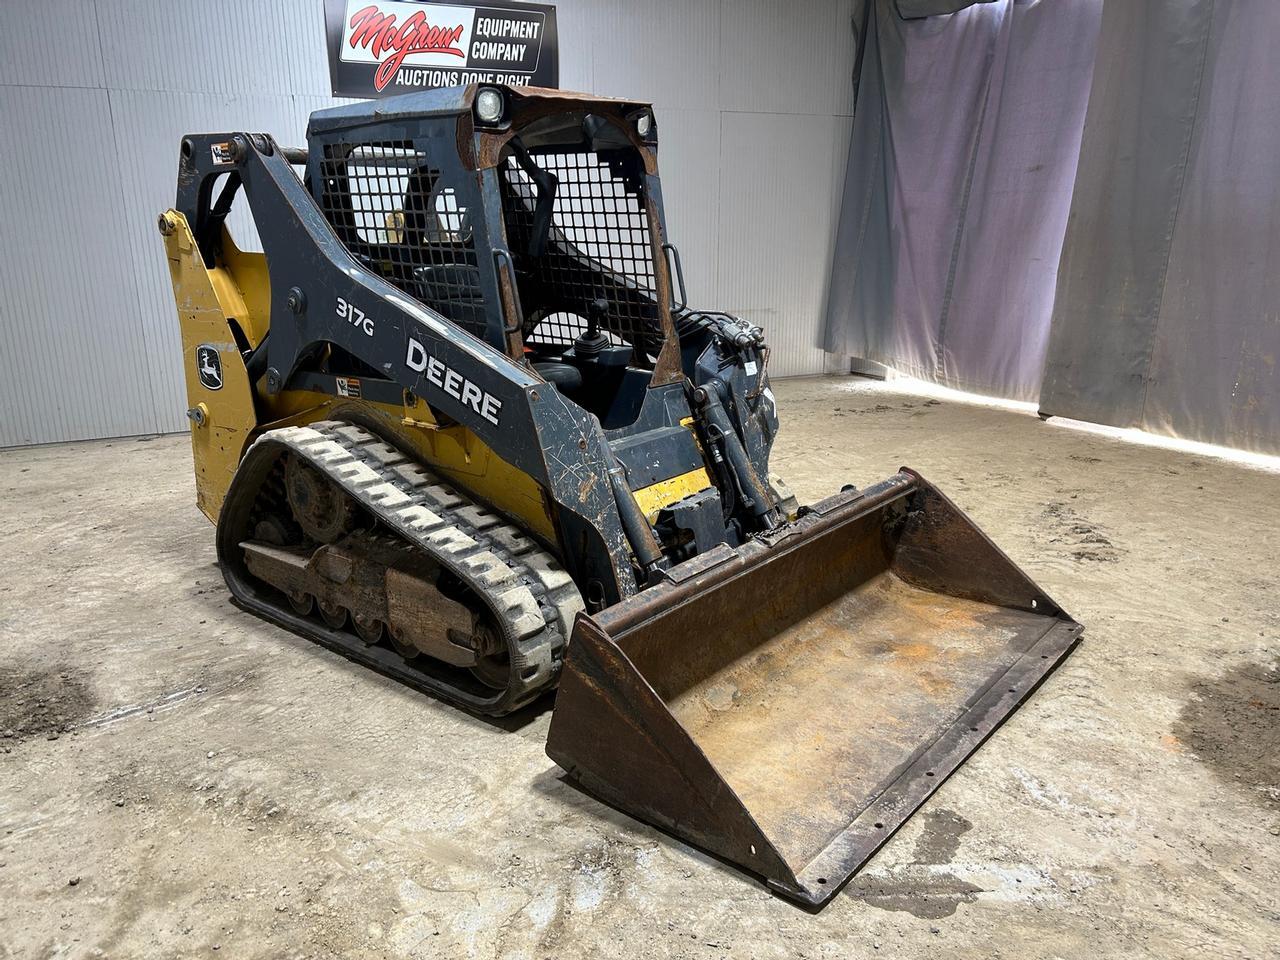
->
[574,298,611,357]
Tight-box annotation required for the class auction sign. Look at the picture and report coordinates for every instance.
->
[325,0,558,97]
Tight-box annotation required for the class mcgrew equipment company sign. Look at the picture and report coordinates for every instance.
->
[325,0,559,97]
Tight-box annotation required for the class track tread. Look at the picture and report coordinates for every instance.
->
[233,420,583,714]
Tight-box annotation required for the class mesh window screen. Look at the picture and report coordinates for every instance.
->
[318,142,489,338]
[500,152,662,362]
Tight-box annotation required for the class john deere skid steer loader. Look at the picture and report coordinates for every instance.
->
[160,84,1081,908]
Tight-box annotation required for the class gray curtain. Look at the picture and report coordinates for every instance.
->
[895,0,997,18]
[824,0,1103,401]
[1039,0,1280,454]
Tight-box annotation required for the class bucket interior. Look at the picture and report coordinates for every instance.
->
[615,502,1065,875]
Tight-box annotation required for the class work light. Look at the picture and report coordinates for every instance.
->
[475,87,505,125]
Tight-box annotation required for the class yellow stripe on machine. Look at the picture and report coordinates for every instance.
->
[632,468,714,523]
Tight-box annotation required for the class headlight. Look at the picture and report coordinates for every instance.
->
[475,87,505,125]
[635,111,653,138]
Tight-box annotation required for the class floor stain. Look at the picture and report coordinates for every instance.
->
[846,808,981,918]
[1042,501,1120,563]
[1172,658,1280,809]
[910,808,972,865]
[0,663,96,744]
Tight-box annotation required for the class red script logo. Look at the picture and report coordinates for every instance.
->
[347,4,466,92]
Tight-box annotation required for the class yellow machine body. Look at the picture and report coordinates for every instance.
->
[161,210,707,540]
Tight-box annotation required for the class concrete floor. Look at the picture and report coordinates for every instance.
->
[1,376,1277,959]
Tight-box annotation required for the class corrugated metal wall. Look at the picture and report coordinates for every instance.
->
[0,0,855,447]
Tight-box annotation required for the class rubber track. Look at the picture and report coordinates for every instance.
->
[230,420,583,715]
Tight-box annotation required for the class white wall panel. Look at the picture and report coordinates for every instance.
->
[716,111,848,377]
[0,0,857,446]
[0,87,155,447]
[0,0,106,89]
[720,0,858,116]
[280,1,344,96]
[589,0,721,109]
[543,0,594,91]
[96,0,296,96]
[651,109,722,307]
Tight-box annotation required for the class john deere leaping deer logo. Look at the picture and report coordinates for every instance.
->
[196,345,223,391]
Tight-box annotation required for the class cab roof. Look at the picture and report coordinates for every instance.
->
[307,84,651,136]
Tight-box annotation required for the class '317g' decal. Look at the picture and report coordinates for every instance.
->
[336,297,374,336]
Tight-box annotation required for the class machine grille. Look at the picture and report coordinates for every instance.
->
[318,142,488,337]
[500,151,662,362]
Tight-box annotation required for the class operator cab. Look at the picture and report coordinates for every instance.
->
[306,84,680,430]
[495,103,670,428]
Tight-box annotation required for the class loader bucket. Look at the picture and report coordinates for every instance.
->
[546,469,1081,908]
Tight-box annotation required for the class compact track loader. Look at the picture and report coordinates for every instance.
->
[160,84,1081,908]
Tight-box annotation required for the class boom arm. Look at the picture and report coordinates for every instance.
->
[175,132,638,599]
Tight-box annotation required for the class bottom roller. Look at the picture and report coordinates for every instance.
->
[546,469,1082,908]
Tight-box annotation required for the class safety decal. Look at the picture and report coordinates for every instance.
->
[210,141,236,166]
[336,377,362,398]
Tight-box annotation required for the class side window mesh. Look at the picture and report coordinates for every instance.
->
[318,142,488,338]
[500,151,662,363]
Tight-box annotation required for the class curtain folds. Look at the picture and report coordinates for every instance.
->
[823,0,1103,401]
[826,0,1280,454]
[1039,0,1280,454]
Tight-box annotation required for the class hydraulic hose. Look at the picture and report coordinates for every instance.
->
[608,461,665,578]
[696,380,779,530]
